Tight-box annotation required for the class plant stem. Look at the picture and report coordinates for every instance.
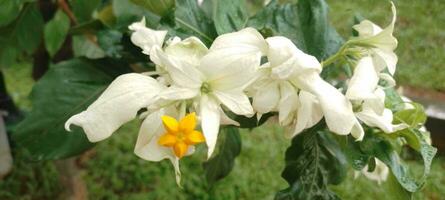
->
[321,42,351,68]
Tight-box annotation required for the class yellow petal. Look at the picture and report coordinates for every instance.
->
[161,115,179,133]
[185,130,205,145]
[179,112,197,132]
[158,134,177,147]
[173,142,188,158]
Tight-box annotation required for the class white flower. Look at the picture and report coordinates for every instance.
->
[128,17,168,55]
[356,158,389,184]
[352,2,397,74]
[250,36,358,139]
[156,28,265,158]
[346,56,407,139]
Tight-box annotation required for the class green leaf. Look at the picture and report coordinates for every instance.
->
[248,0,343,60]
[213,0,249,34]
[71,0,101,23]
[384,87,405,112]
[360,132,436,192]
[203,126,242,187]
[72,35,105,59]
[386,172,413,200]
[162,0,217,45]
[233,112,274,129]
[97,30,123,58]
[336,135,370,170]
[44,10,70,57]
[393,103,427,127]
[0,0,21,27]
[12,58,131,160]
[276,123,346,200]
[130,0,175,17]
[112,0,160,29]
[12,3,44,54]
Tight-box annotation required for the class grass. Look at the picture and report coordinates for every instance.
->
[2,0,445,199]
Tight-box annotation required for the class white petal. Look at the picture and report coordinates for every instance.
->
[252,81,280,114]
[213,90,254,116]
[65,73,163,142]
[278,81,300,125]
[129,17,167,55]
[266,36,321,79]
[219,107,240,126]
[372,48,398,75]
[361,158,389,184]
[290,91,323,138]
[134,108,183,185]
[356,107,408,133]
[378,73,396,88]
[210,27,268,55]
[155,48,204,88]
[296,72,356,135]
[159,86,199,100]
[346,56,379,100]
[351,119,365,141]
[353,20,383,37]
[200,48,261,91]
[199,95,221,158]
[164,37,208,66]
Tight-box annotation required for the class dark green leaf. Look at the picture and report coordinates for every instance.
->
[71,0,101,23]
[13,3,44,54]
[130,0,175,17]
[162,0,217,45]
[69,19,104,35]
[112,0,160,29]
[248,0,343,60]
[97,30,123,58]
[12,58,131,160]
[203,127,242,187]
[213,0,249,34]
[233,112,274,129]
[0,0,21,27]
[44,10,71,57]
[336,135,370,170]
[386,172,412,200]
[275,123,345,200]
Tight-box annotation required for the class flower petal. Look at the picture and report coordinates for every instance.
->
[290,91,323,138]
[213,90,254,116]
[155,47,204,88]
[161,115,179,133]
[186,130,205,144]
[210,27,267,55]
[173,142,188,158]
[65,73,163,142]
[296,72,356,135]
[179,112,197,132]
[164,37,209,66]
[159,86,200,101]
[158,134,177,146]
[129,17,167,55]
[133,108,182,185]
[252,81,280,114]
[278,81,300,125]
[266,36,321,79]
[351,119,365,141]
[346,56,379,100]
[372,48,398,75]
[356,107,408,133]
[199,95,221,158]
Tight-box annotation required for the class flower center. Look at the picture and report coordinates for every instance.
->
[200,82,212,93]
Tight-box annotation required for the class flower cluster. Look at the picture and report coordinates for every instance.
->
[65,2,405,184]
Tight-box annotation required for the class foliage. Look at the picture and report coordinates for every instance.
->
[0,0,438,199]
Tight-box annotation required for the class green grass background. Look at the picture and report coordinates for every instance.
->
[1,0,445,199]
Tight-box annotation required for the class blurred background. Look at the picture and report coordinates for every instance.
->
[0,0,444,199]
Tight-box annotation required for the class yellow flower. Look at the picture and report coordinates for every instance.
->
[158,112,205,158]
